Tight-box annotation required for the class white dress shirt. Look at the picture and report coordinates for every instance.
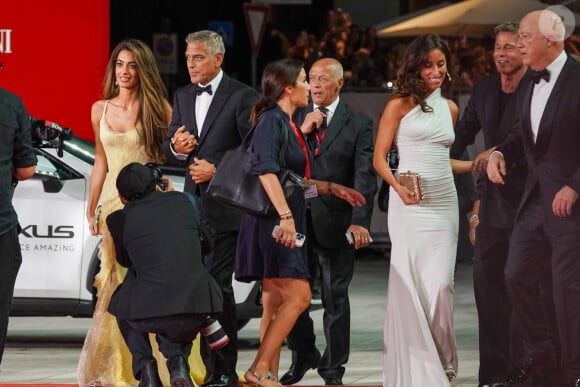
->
[530,50,566,143]
[313,96,340,127]
[171,70,224,160]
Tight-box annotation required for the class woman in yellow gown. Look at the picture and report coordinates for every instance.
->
[78,38,205,387]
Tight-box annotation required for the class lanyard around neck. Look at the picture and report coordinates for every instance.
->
[289,120,311,179]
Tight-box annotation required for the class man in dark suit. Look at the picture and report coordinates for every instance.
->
[488,10,580,387]
[107,162,225,387]
[0,86,37,369]
[162,30,258,387]
[279,58,376,386]
[451,23,527,387]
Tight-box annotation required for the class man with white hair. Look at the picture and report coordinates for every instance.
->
[487,9,580,386]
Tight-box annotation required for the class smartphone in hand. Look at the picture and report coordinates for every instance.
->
[272,225,306,247]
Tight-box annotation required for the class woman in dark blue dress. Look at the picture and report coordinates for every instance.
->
[236,59,364,387]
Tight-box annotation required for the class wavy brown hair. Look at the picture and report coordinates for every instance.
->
[102,38,168,162]
[250,58,304,125]
[393,34,456,112]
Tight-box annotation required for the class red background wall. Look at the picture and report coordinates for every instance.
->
[0,0,110,142]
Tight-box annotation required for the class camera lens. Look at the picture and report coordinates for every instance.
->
[145,163,166,191]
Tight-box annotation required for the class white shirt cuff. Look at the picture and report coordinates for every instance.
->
[170,143,188,161]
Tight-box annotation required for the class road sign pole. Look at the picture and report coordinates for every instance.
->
[243,3,268,89]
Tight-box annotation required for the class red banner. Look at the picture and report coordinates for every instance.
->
[0,0,110,141]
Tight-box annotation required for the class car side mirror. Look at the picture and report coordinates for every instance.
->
[32,171,64,193]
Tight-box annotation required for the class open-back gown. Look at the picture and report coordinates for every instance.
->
[383,88,458,387]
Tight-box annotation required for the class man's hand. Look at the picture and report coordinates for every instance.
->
[486,152,507,185]
[552,185,579,217]
[346,224,371,250]
[171,126,197,154]
[471,147,496,174]
[189,158,215,184]
[332,184,366,207]
[300,110,326,134]
[469,216,479,246]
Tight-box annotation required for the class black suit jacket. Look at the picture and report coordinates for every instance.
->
[107,191,223,320]
[294,100,377,248]
[499,55,580,225]
[451,72,527,229]
[163,73,258,232]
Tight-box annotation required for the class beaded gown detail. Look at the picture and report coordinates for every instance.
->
[383,89,458,387]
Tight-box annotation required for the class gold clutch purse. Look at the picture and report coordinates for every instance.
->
[398,171,424,201]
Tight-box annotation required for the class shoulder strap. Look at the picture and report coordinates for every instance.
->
[183,191,201,226]
[279,122,289,169]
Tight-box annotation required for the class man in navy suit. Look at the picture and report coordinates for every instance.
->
[162,30,258,387]
[451,23,528,387]
[107,163,225,387]
[488,10,580,386]
[279,58,376,386]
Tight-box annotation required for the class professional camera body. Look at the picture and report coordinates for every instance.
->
[145,162,167,191]
[30,117,72,157]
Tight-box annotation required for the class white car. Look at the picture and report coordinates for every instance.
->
[11,133,262,329]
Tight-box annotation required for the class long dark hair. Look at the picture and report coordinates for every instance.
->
[250,58,304,125]
[103,38,168,162]
[394,34,455,112]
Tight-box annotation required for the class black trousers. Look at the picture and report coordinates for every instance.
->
[201,229,238,378]
[473,223,517,383]
[286,221,355,379]
[116,313,205,379]
[0,226,22,366]
[505,194,580,381]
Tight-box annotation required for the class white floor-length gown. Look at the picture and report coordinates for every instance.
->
[383,88,458,387]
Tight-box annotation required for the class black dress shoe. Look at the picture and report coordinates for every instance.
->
[324,376,343,386]
[502,353,554,386]
[201,373,239,387]
[279,349,321,385]
[139,359,163,387]
[168,355,194,387]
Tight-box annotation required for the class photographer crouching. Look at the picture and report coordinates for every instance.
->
[107,162,227,387]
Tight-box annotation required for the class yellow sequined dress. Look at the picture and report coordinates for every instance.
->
[77,101,205,386]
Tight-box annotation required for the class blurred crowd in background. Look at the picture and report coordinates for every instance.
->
[259,7,580,92]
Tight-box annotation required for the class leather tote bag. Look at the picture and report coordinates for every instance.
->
[206,125,304,217]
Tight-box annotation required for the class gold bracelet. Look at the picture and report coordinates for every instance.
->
[279,211,293,220]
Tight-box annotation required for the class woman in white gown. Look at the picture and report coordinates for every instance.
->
[373,34,473,387]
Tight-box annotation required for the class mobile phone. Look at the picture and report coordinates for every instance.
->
[272,225,306,247]
[346,232,373,245]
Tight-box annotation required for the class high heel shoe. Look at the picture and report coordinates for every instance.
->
[244,369,281,387]
[444,364,456,381]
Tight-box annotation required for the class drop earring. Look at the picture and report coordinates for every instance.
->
[446,72,452,82]
[114,80,118,87]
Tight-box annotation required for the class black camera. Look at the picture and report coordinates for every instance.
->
[30,117,72,157]
[145,163,167,191]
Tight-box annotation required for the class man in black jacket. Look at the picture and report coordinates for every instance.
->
[162,31,258,387]
[107,163,225,387]
[451,23,527,387]
[280,58,376,386]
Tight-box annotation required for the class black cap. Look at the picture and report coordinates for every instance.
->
[116,162,156,201]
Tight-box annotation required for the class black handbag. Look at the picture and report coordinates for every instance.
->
[206,124,304,217]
